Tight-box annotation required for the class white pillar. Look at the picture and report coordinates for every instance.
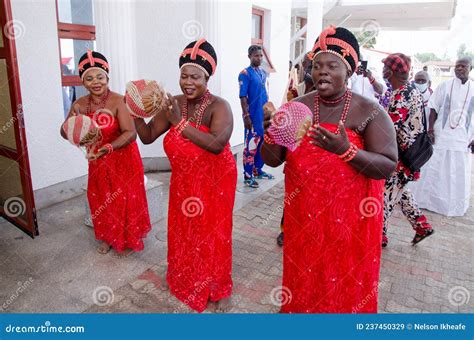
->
[93,0,137,95]
[195,0,221,96]
[306,0,324,51]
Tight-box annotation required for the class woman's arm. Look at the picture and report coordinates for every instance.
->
[350,109,398,179]
[134,108,171,145]
[261,104,287,167]
[179,99,233,154]
[108,95,137,150]
[309,107,397,180]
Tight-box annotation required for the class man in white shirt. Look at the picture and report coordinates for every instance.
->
[349,63,386,101]
[411,57,474,216]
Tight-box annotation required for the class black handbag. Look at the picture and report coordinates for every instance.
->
[398,111,433,172]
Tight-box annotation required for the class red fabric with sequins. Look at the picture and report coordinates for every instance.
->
[281,123,385,313]
[86,111,151,252]
[163,123,237,312]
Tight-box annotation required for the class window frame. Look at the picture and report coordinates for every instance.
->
[251,8,264,45]
[251,8,275,73]
[55,0,96,87]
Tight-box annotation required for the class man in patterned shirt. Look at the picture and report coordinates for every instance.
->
[381,53,434,248]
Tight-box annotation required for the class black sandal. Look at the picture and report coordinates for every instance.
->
[411,229,434,245]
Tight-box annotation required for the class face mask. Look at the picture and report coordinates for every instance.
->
[414,82,428,92]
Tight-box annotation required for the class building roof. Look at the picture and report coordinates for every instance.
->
[323,0,456,31]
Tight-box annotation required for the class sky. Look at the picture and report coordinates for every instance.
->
[374,0,473,61]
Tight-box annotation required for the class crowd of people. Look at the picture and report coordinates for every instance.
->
[60,24,473,314]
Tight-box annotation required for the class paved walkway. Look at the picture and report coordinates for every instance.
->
[1,167,473,314]
[86,179,473,314]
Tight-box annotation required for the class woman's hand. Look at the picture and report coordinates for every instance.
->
[87,147,108,160]
[263,102,275,134]
[307,121,351,155]
[165,93,182,126]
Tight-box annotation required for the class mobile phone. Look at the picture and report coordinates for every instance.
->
[360,60,368,72]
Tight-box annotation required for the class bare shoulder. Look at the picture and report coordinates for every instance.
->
[351,92,385,118]
[109,91,124,104]
[210,95,231,112]
[292,90,316,110]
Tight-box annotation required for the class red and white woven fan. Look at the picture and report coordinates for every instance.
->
[125,79,167,118]
[62,114,101,146]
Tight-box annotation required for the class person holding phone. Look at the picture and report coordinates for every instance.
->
[349,60,385,100]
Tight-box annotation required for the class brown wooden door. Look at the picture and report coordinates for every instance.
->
[0,0,38,237]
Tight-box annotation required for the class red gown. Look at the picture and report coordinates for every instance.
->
[87,111,151,252]
[163,124,237,313]
[281,123,384,313]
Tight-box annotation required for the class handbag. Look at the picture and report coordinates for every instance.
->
[398,109,433,172]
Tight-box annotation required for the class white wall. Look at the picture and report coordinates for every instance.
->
[11,0,88,191]
[133,0,196,158]
[218,1,252,147]
[11,0,292,191]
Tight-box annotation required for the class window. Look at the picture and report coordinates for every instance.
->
[56,0,95,117]
[251,8,275,73]
[251,8,264,45]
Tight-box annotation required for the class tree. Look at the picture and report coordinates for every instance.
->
[457,43,474,60]
[414,52,442,63]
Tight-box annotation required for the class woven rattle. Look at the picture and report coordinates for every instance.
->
[125,79,167,118]
[267,101,313,152]
[62,114,101,146]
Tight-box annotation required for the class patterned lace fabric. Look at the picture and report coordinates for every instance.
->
[163,124,237,312]
[387,83,425,182]
[281,123,385,313]
[86,111,151,252]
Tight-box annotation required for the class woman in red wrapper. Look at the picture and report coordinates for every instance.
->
[134,39,236,313]
[60,50,151,257]
[262,27,398,313]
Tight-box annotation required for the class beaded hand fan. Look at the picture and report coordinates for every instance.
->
[125,79,167,118]
[267,101,313,151]
[62,114,101,147]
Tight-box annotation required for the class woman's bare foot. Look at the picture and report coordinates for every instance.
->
[97,242,112,254]
[215,297,232,313]
[113,249,134,258]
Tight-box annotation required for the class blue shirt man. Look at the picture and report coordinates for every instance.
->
[238,45,273,188]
